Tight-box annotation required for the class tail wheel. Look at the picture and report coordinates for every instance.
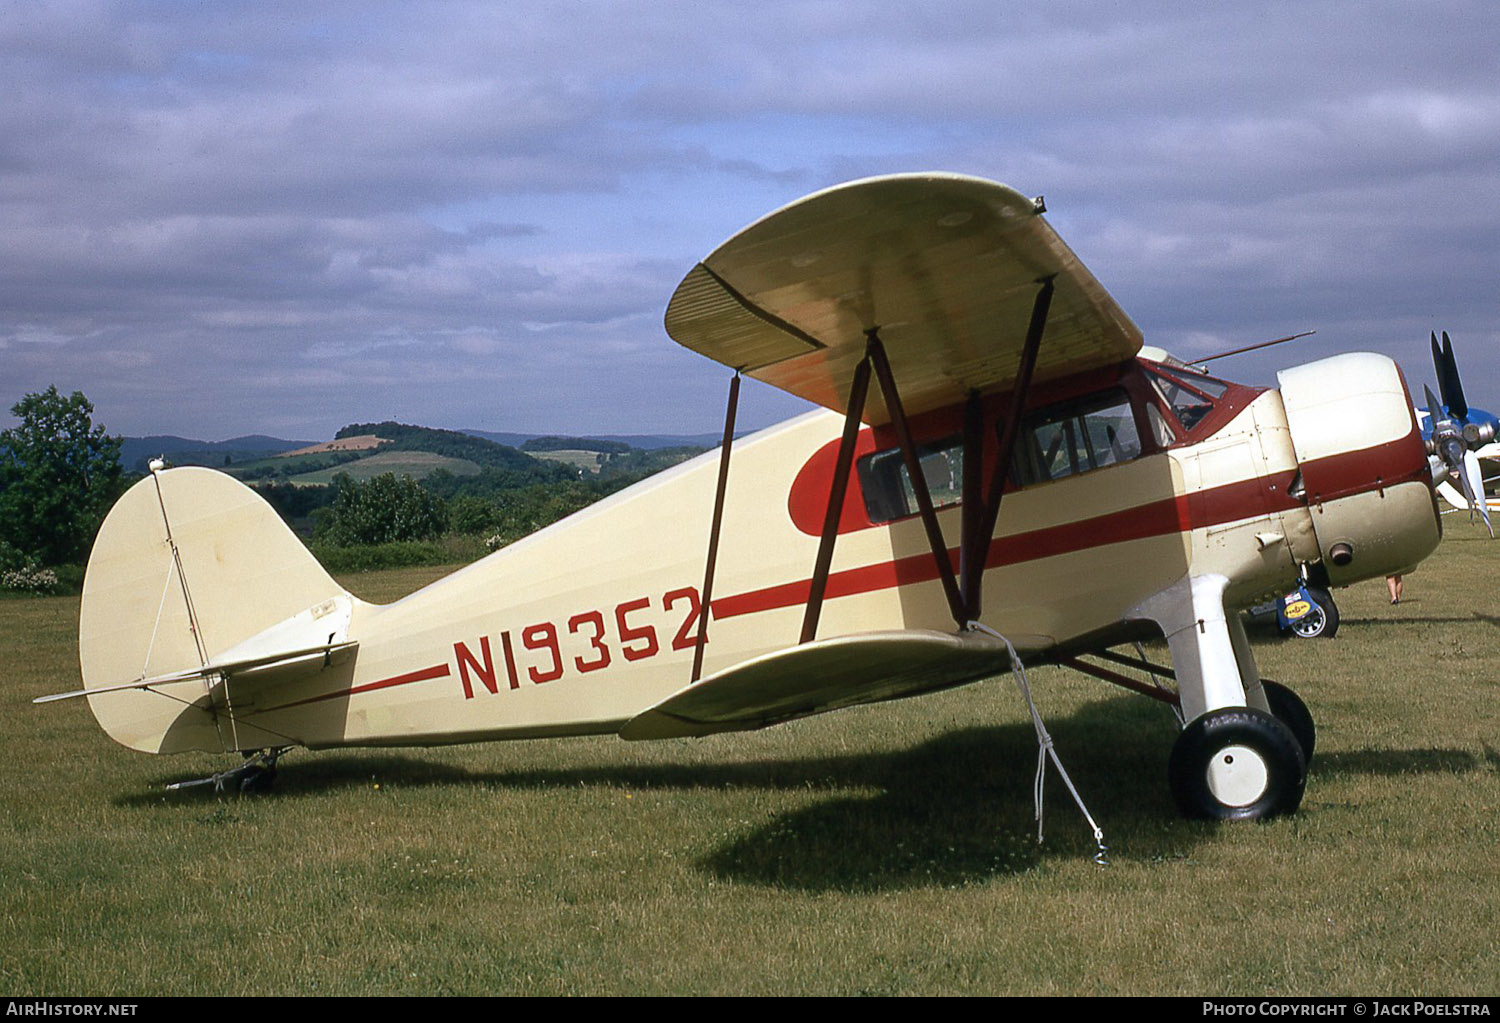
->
[1296,586,1339,638]
[1169,708,1306,820]
[1260,679,1315,763]
[238,765,277,795]
[1289,601,1329,638]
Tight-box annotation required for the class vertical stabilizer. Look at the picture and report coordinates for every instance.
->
[79,467,353,753]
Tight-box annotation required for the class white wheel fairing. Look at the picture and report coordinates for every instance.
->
[1206,744,1271,807]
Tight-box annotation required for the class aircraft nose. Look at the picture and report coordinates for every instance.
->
[1276,353,1441,585]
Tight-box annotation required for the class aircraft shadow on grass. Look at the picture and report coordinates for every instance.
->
[1244,609,1500,636]
[1336,612,1500,630]
[121,695,1490,894]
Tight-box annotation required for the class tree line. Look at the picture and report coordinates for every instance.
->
[1,389,705,594]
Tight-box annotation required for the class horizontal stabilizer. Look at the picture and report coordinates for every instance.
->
[621,629,1010,740]
[34,641,358,704]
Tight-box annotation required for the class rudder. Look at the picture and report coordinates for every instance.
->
[79,467,353,753]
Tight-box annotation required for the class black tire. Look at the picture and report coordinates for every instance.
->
[1304,586,1339,638]
[238,765,277,795]
[1168,707,1306,820]
[1260,679,1315,763]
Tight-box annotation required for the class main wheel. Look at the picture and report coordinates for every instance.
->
[1260,679,1315,762]
[1168,707,1306,820]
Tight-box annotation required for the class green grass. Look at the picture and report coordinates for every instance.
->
[529,449,604,473]
[222,449,365,478]
[3,524,1498,995]
[288,450,482,485]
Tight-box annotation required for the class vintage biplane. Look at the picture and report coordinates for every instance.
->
[43,173,1467,823]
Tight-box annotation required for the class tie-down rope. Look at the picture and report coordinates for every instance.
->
[967,622,1109,867]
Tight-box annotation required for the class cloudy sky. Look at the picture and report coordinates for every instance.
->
[2,1,1497,441]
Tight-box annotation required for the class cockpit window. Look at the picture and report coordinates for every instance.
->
[1145,402,1176,447]
[1145,365,1229,434]
[1014,389,1142,486]
[857,384,1158,522]
[856,437,964,524]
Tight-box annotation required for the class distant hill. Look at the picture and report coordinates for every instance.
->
[463,429,723,450]
[335,421,550,472]
[119,424,718,480]
[287,449,484,485]
[521,435,632,455]
[277,435,390,458]
[119,434,315,474]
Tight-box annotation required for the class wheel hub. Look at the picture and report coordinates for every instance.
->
[1291,605,1327,638]
[1205,744,1270,807]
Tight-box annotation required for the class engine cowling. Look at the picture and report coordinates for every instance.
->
[1276,353,1441,585]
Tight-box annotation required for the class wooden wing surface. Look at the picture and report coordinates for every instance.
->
[665,173,1143,424]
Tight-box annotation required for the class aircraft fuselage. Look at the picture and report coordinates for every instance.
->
[99,350,1434,756]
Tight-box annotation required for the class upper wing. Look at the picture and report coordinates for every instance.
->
[665,173,1142,424]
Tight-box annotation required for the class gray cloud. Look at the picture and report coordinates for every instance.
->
[2,1,1497,438]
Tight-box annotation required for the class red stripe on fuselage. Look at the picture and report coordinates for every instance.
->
[713,492,1196,620]
[713,439,1421,621]
[273,663,453,710]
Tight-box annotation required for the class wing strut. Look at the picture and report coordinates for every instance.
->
[867,330,965,624]
[965,276,1053,620]
[798,276,1055,643]
[800,352,873,644]
[692,372,740,682]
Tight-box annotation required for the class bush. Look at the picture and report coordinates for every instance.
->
[309,534,489,573]
[1,564,60,595]
[315,473,447,546]
[449,495,499,536]
[0,541,60,595]
[309,539,452,573]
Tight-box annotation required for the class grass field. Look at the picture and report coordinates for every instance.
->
[529,449,604,474]
[286,449,482,485]
[3,525,1497,995]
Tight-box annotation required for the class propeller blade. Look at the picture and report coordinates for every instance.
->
[1424,383,1447,427]
[1457,448,1479,515]
[1431,331,1444,406]
[1465,449,1494,537]
[1440,331,1469,420]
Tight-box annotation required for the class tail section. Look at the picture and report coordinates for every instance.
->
[77,467,355,754]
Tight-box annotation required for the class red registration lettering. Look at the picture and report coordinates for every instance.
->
[499,630,520,690]
[522,623,564,683]
[614,597,659,662]
[664,586,704,652]
[454,637,498,699]
[567,610,612,673]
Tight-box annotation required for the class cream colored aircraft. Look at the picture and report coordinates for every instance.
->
[43,174,1458,822]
